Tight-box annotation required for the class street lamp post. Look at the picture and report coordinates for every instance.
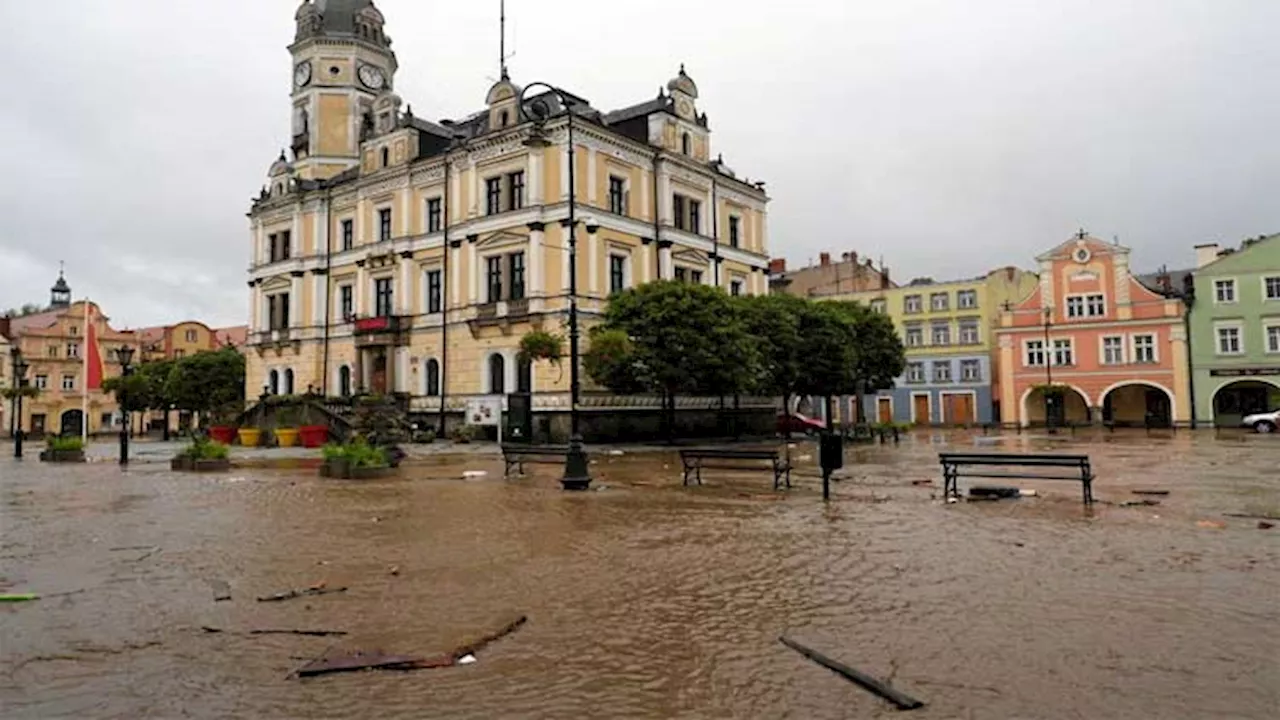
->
[1043,306,1055,434]
[520,81,591,491]
[11,348,28,459]
[117,344,135,466]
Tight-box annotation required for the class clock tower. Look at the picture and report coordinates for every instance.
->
[288,0,397,180]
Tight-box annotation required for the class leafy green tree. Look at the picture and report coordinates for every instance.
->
[733,292,806,407]
[166,348,246,426]
[583,327,645,394]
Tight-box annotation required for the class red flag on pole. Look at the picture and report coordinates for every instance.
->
[85,303,105,391]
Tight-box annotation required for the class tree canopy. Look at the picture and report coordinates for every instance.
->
[104,349,245,424]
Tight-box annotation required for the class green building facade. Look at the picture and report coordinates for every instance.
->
[1190,234,1280,427]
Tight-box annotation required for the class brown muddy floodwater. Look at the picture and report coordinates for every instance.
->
[2,430,1278,719]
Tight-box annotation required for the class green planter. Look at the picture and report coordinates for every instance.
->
[39,449,86,463]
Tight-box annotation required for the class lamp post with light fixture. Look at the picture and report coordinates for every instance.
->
[11,347,29,459]
[117,344,135,466]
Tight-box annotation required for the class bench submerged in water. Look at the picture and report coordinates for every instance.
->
[679,448,792,490]
[501,445,573,476]
[938,452,1095,505]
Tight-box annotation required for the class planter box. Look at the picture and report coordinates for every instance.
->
[299,425,330,448]
[208,426,238,444]
[319,459,394,480]
[40,449,86,463]
[171,456,232,472]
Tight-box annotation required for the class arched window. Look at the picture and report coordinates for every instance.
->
[488,354,506,395]
[500,110,510,127]
[681,132,691,155]
[338,366,352,397]
[381,147,389,167]
[517,356,532,394]
[284,369,295,395]
[425,359,440,396]
[268,369,280,395]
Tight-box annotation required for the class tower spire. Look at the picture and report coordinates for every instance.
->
[499,0,508,79]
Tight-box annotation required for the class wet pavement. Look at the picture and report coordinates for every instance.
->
[1,430,1278,719]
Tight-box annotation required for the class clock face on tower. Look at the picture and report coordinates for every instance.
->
[294,61,312,88]
[358,64,386,90]
[676,99,693,119]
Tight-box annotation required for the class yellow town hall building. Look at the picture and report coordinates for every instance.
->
[246,1,771,423]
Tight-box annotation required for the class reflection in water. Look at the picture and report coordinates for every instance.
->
[2,430,1278,718]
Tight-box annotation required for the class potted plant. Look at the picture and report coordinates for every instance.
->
[40,436,87,463]
[450,424,482,444]
[237,426,263,447]
[298,401,330,449]
[319,439,394,479]
[171,437,231,472]
[208,425,237,445]
[519,330,565,365]
[273,400,301,448]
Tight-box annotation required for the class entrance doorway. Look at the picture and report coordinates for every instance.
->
[1102,383,1172,427]
[370,352,388,395]
[60,409,84,437]
[942,393,975,425]
[912,394,931,425]
[877,397,893,424]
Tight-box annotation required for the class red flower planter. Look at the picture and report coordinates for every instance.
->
[299,425,330,448]
[208,426,237,444]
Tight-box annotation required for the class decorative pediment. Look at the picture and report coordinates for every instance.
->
[672,247,709,266]
[1036,233,1127,263]
[364,250,399,270]
[475,230,528,251]
[261,275,292,292]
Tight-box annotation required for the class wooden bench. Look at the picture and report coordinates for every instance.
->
[679,448,792,490]
[501,445,572,476]
[938,452,1095,505]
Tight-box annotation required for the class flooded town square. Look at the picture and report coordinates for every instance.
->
[2,430,1278,719]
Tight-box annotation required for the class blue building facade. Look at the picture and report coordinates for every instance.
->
[863,352,994,425]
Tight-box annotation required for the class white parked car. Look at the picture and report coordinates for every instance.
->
[1242,410,1280,433]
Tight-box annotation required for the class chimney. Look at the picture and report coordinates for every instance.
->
[819,252,831,267]
[880,266,890,289]
[768,258,787,274]
[1195,243,1221,268]
[850,251,858,265]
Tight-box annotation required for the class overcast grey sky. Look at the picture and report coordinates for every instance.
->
[2,0,1278,327]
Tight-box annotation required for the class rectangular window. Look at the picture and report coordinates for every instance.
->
[689,200,701,234]
[508,252,526,300]
[374,278,394,317]
[427,198,442,233]
[729,216,741,248]
[1102,336,1125,364]
[280,231,292,260]
[1133,334,1156,363]
[1087,294,1105,317]
[174,349,185,359]
[904,295,922,314]
[1216,326,1242,355]
[930,292,949,311]
[906,362,925,383]
[507,171,525,211]
[931,323,951,346]
[957,290,977,309]
[731,280,743,297]
[1025,340,1046,367]
[905,325,923,347]
[674,266,687,283]
[1215,279,1236,303]
[960,359,981,381]
[47,344,58,358]
[870,299,886,314]
[1053,338,1074,366]
[378,208,392,242]
[1268,325,1280,354]
[690,270,704,285]
[610,255,627,294]
[486,256,503,303]
[1066,296,1085,318]
[268,294,291,330]
[672,195,687,230]
[1266,277,1280,301]
[61,375,75,391]
[486,177,502,215]
[609,176,627,215]
[933,362,952,383]
[35,374,48,390]
[66,342,80,358]
[184,329,197,342]
[341,219,354,250]
[426,271,442,314]
[339,285,353,320]
[959,322,979,345]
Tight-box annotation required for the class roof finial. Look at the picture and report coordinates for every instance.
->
[1076,228,1087,240]
[58,260,65,278]
[498,0,514,80]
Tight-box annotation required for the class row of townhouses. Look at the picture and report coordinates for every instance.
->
[781,232,1280,429]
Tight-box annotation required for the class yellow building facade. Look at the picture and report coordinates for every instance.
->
[247,1,772,427]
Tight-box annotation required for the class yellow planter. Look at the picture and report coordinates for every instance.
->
[274,428,300,447]
[237,428,262,447]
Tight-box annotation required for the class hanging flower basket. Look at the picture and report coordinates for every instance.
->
[518,330,565,364]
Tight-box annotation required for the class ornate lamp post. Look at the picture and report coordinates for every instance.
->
[11,347,29,459]
[1042,306,1055,434]
[117,344,135,466]
[520,81,591,491]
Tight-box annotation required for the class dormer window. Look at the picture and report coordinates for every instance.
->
[500,110,510,128]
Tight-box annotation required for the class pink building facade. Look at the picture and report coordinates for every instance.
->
[996,234,1190,427]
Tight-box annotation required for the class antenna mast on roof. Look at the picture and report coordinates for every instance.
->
[498,0,515,78]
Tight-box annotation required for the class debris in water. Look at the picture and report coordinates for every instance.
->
[462,470,488,479]
[257,586,348,603]
[1196,520,1227,530]
[0,593,38,602]
[389,565,401,576]
[911,480,932,486]
[1120,499,1161,507]
[779,636,925,711]
[1259,521,1275,530]
[607,450,624,456]
[457,654,477,665]
[969,486,1020,499]
[1132,489,1170,496]
[1018,489,1039,498]
[292,615,527,679]
[210,579,232,602]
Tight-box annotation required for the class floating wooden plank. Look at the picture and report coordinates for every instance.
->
[1132,489,1170,496]
[779,636,925,711]
[250,629,349,637]
[451,615,528,659]
[296,651,428,677]
[256,587,348,603]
